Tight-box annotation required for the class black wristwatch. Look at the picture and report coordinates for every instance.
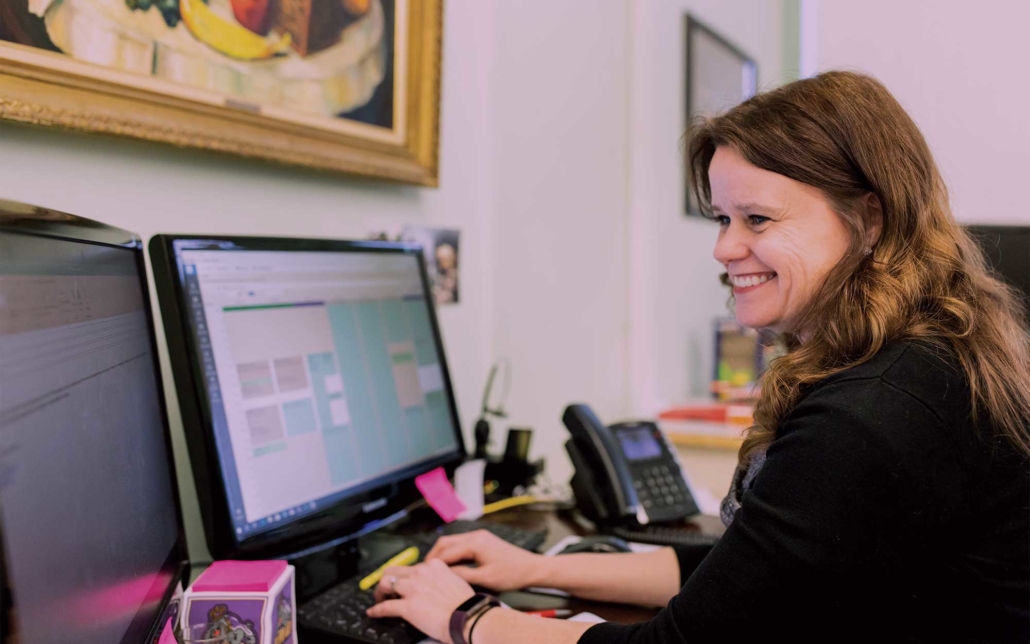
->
[449,593,500,644]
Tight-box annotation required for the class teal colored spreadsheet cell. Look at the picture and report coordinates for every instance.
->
[405,300,439,367]
[426,390,455,451]
[382,299,409,343]
[319,298,458,476]
[356,301,412,467]
[282,398,318,436]
[404,406,432,457]
[307,352,341,428]
[307,352,335,375]
[322,426,360,486]
[326,303,387,474]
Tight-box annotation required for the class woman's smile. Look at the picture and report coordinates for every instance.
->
[730,272,777,295]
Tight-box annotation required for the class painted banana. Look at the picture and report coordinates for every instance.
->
[179,0,291,61]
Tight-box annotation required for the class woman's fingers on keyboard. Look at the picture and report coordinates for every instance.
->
[427,538,480,564]
[369,561,477,643]
[425,533,461,557]
[373,565,415,602]
[367,598,405,619]
[423,536,454,561]
[448,563,485,585]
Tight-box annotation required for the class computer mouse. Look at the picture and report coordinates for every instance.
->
[558,535,632,554]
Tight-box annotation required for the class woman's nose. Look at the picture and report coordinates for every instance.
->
[714,225,750,265]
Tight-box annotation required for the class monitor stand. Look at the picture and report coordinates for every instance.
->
[291,532,413,602]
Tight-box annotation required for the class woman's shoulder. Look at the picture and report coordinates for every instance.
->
[813,340,970,422]
[777,342,978,514]
[781,340,975,472]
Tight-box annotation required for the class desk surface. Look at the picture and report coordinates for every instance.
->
[459,507,725,625]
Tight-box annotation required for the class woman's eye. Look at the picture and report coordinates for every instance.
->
[702,212,731,226]
[747,215,770,226]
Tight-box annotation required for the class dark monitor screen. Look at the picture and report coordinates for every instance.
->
[150,236,465,559]
[0,204,184,644]
[966,225,1030,319]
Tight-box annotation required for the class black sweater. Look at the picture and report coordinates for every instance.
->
[580,342,1030,643]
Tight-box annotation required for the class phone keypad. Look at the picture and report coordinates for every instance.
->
[632,463,694,521]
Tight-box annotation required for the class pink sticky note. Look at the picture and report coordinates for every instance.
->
[415,467,466,523]
[192,560,288,593]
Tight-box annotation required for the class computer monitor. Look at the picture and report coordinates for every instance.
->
[149,236,466,561]
[0,201,186,644]
[966,225,1030,321]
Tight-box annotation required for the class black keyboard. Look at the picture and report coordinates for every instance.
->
[609,524,720,548]
[432,520,547,551]
[297,521,547,643]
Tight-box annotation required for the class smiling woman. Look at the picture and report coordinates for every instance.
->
[687,71,1030,473]
[357,71,1030,644]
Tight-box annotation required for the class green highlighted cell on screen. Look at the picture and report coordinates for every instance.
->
[253,442,287,457]
[224,303,298,312]
[391,352,415,365]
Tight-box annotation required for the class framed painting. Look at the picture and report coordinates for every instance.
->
[684,14,756,214]
[0,0,441,185]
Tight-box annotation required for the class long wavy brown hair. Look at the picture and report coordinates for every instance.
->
[687,70,1030,466]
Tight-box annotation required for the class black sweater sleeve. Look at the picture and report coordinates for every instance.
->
[672,544,714,588]
[578,376,967,643]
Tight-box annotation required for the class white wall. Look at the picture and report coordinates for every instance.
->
[488,0,788,495]
[0,0,496,561]
[628,0,786,416]
[484,0,786,498]
[490,1,631,485]
[816,1,1030,225]
[627,0,787,500]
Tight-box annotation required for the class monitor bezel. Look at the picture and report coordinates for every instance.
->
[0,199,188,644]
[149,234,468,561]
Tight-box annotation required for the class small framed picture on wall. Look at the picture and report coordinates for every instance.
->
[684,14,758,215]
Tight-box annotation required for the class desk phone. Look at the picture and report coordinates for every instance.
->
[562,404,700,528]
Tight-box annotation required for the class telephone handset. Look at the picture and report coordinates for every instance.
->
[563,403,700,527]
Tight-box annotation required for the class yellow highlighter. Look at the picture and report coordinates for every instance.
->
[358,546,420,591]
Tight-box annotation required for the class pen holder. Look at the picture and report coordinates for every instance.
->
[181,560,296,644]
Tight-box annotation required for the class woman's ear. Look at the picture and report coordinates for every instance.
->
[864,193,884,248]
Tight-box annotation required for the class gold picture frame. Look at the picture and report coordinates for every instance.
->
[0,0,441,185]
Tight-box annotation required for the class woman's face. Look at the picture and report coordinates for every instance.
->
[710,146,852,333]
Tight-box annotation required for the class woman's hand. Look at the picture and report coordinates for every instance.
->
[367,558,475,644]
[424,529,547,591]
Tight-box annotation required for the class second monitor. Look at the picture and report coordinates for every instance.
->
[150,236,466,561]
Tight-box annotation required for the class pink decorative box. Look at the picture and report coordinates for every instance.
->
[181,560,296,644]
